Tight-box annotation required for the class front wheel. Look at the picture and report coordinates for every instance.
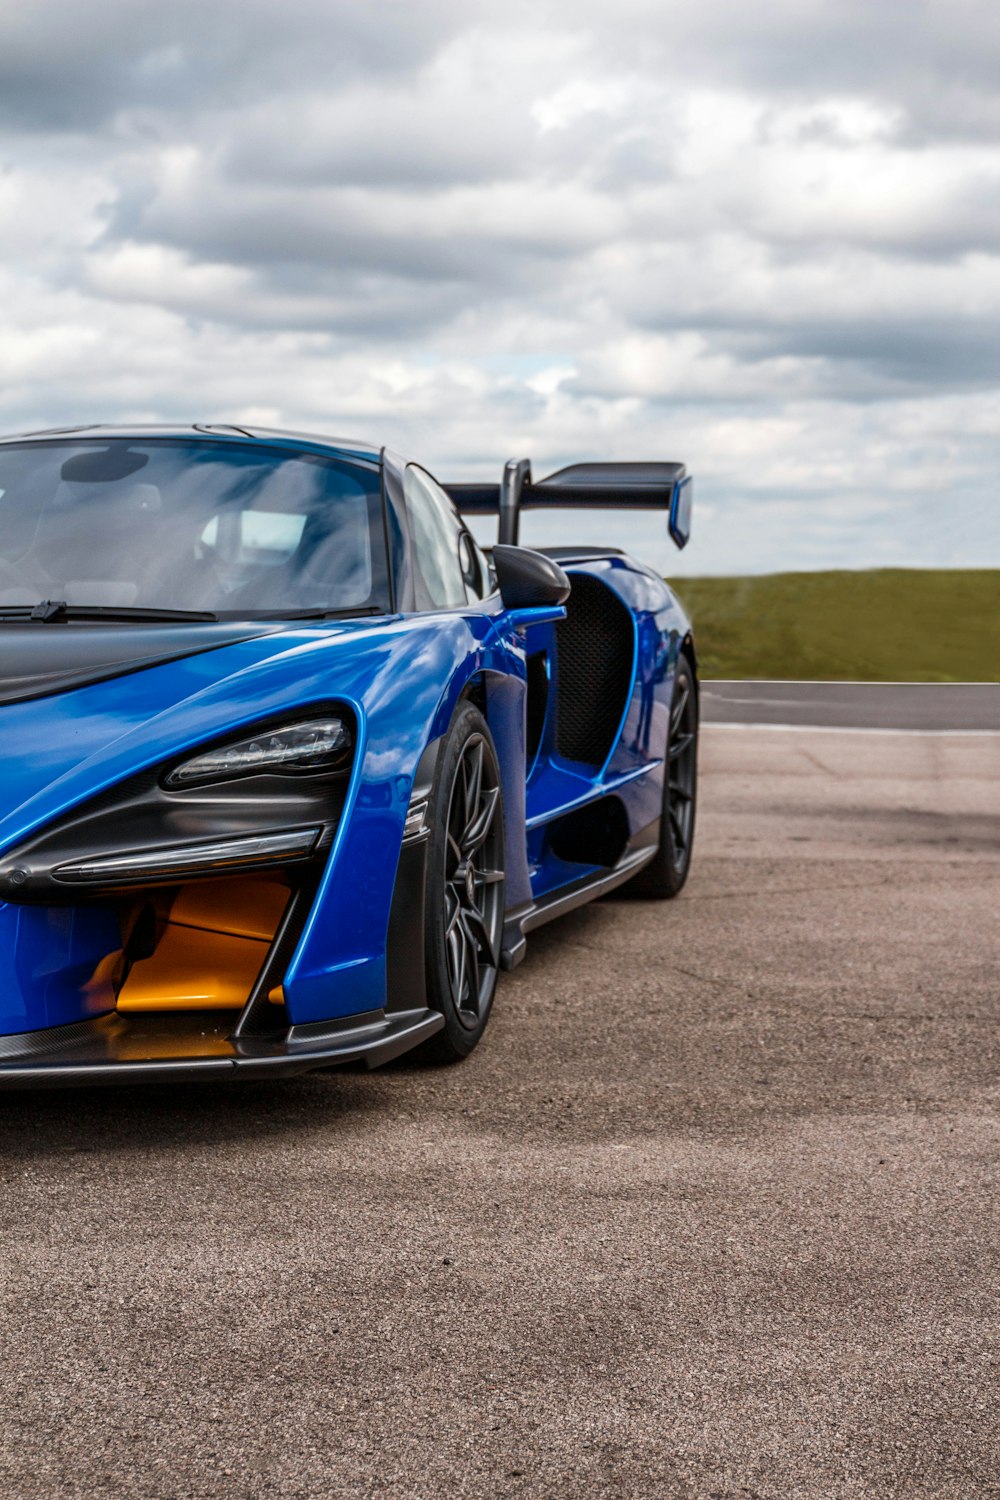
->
[629,657,698,899]
[419,701,506,1063]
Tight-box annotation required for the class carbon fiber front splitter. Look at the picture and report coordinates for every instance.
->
[0,1006,444,1089]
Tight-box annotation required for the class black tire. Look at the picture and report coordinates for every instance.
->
[628,657,698,899]
[418,701,506,1063]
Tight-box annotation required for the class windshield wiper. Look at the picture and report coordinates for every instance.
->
[0,601,219,623]
[0,601,386,625]
[240,605,385,621]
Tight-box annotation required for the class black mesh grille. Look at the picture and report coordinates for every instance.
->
[555,574,633,765]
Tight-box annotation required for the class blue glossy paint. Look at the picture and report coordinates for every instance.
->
[0,902,119,1035]
[0,438,694,1043]
[0,608,532,1026]
[519,558,690,902]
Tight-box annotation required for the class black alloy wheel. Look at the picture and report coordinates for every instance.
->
[421,701,506,1062]
[665,665,697,874]
[628,656,698,899]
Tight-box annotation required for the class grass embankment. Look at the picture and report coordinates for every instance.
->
[672,569,999,681]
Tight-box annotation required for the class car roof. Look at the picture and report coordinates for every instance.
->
[0,424,383,466]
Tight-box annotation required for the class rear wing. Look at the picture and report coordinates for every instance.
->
[445,460,692,549]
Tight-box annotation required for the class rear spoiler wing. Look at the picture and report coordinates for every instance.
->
[444,460,692,549]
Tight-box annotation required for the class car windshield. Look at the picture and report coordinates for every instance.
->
[0,438,390,618]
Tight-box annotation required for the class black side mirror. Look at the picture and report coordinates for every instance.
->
[493,545,571,610]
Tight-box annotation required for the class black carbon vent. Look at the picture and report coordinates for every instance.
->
[555,573,634,765]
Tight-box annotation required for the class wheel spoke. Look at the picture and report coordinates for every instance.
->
[449,920,468,1005]
[446,831,463,872]
[461,914,481,1014]
[669,806,687,853]
[475,867,505,886]
[668,730,694,761]
[463,741,483,832]
[463,786,499,854]
[670,684,689,738]
[464,901,499,969]
[668,781,692,804]
[447,923,460,988]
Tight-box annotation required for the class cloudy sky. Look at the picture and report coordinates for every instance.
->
[1,0,998,575]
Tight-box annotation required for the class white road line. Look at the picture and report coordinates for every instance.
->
[703,680,997,688]
[703,722,1000,736]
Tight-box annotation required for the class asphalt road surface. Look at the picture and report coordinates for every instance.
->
[1,699,998,1498]
[703,679,998,731]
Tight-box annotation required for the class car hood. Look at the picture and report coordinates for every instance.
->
[0,621,282,706]
[0,615,429,855]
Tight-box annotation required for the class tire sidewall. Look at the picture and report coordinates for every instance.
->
[662,658,698,894]
[627,655,698,900]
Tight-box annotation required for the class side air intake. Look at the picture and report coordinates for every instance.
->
[555,575,634,766]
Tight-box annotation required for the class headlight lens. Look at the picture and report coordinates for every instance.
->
[165,717,352,788]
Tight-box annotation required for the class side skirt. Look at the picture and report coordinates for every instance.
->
[501,838,657,970]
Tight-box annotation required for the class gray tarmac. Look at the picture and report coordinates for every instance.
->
[1,713,998,1498]
[703,679,998,731]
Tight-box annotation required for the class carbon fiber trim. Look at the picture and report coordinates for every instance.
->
[0,1014,115,1060]
[0,1007,444,1087]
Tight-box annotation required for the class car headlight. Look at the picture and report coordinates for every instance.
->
[165,717,352,788]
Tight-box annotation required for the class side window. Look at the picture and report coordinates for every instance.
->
[458,530,493,602]
[403,465,469,609]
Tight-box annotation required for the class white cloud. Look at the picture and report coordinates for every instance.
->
[0,0,997,572]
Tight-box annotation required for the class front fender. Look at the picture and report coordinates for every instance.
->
[278,612,529,1023]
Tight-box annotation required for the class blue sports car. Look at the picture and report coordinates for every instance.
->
[0,426,697,1085]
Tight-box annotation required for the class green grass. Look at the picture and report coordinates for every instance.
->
[671,569,999,682]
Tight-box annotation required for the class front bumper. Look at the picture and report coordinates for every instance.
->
[0,1006,443,1089]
